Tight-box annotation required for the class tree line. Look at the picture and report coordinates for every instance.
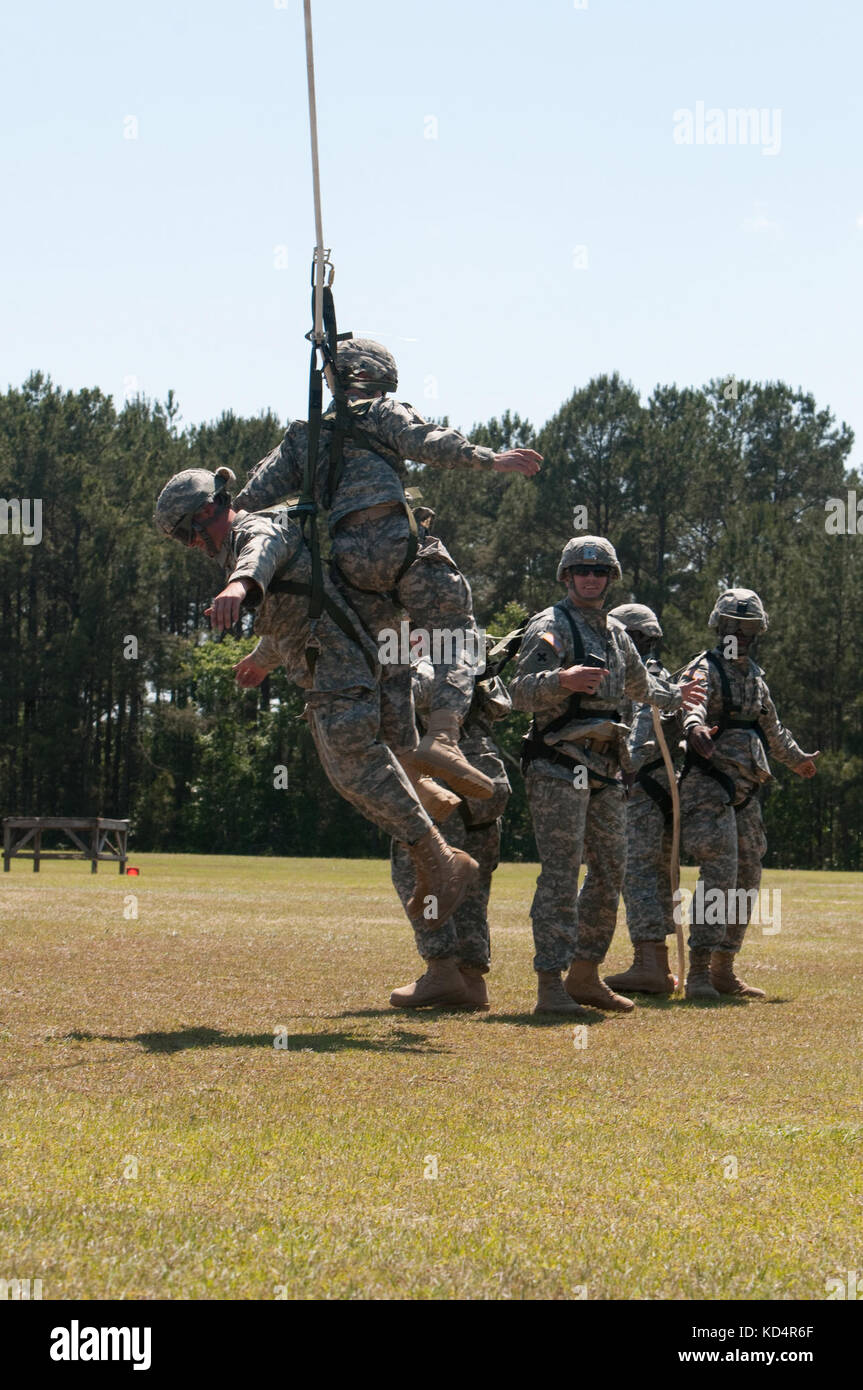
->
[1,370,860,868]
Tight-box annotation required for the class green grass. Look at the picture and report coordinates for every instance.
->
[1,855,861,1300]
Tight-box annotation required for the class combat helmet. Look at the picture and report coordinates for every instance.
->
[608,602,663,639]
[155,466,237,547]
[708,588,768,634]
[334,338,398,394]
[556,535,622,583]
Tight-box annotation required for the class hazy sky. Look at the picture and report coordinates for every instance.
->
[2,0,860,457]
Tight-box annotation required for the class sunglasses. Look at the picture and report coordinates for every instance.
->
[170,516,199,546]
[572,565,611,577]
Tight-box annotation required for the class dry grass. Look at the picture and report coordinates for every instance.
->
[1,855,861,1300]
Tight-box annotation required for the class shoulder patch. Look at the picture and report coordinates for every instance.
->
[540,630,564,656]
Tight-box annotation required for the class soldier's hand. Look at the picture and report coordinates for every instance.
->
[688,724,719,758]
[680,677,703,710]
[492,448,542,477]
[559,664,609,694]
[205,579,250,632]
[794,751,821,778]
[233,655,269,688]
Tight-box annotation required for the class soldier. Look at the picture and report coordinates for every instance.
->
[509,536,699,1017]
[233,338,541,807]
[679,589,819,999]
[388,646,512,1012]
[605,603,682,995]
[153,465,478,929]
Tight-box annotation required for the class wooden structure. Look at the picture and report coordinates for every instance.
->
[3,817,129,874]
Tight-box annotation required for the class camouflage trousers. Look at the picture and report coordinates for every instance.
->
[390,812,499,969]
[623,787,674,942]
[331,511,480,751]
[526,766,626,972]
[679,768,766,953]
[306,685,431,845]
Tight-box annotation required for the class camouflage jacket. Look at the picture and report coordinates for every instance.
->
[509,599,682,780]
[234,397,498,534]
[681,646,807,786]
[623,658,684,785]
[222,508,378,692]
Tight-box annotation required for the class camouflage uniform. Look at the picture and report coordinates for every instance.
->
[234,397,496,749]
[222,506,431,845]
[621,660,683,943]
[510,599,682,972]
[680,646,807,952]
[389,659,511,969]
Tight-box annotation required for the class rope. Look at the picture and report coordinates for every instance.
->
[652,707,685,993]
[303,0,327,346]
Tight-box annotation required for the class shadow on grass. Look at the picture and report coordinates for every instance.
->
[63,1026,445,1056]
[333,1007,608,1027]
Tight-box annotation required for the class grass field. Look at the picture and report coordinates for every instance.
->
[1,854,861,1301]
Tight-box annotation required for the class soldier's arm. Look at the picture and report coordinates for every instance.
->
[621,632,683,712]
[509,619,565,712]
[681,655,712,732]
[233,425,304,512]
[228,519,302,600]
[757,685,809,768]
[362,398,499,472]
[245,635,283,675]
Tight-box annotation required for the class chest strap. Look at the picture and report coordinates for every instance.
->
[267,578,376,677]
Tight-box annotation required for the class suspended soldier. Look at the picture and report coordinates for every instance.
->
[233,339,540,811]
[510,537,700,1016]
[388,636,513,1012]
[679,589,819,999]
[605,603,682,995]
[153,465,478,929]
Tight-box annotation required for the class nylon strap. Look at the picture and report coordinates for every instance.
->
[267,578,376,677]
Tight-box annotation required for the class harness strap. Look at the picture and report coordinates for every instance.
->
[634,756,674,824]
[267,578,376,677]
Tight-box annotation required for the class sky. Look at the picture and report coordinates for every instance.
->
[1,0,860,458]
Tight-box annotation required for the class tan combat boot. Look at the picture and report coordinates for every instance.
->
[399,751,462,824]
[390,956,473,1009]
[413,710,495,800]
[459,964,490,1011]
[605,940,676,994]
[534,970,592,1016]
[710,951,766,999]
[565,959,635,1012]
[405,826,479,929]
[685,947,720,999]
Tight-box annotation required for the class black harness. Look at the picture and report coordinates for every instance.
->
[634,756,674,823]
[680,649,768,808]
[290,281,419,674]
[520,603,621,793]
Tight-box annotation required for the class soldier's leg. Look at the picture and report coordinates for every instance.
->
[331,513,490,799]
[622,794,670,943]
[606,792,676,993]
[573,786,627,962]
[679,770,737,998]
[564,785,634,1011]
[306,686,430,843]
[396,534,479,727]
[308,687,478,933]
[710,796,768,998]
[526,769,592,1016]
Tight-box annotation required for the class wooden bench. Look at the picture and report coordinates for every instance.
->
[2,817,130,874]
